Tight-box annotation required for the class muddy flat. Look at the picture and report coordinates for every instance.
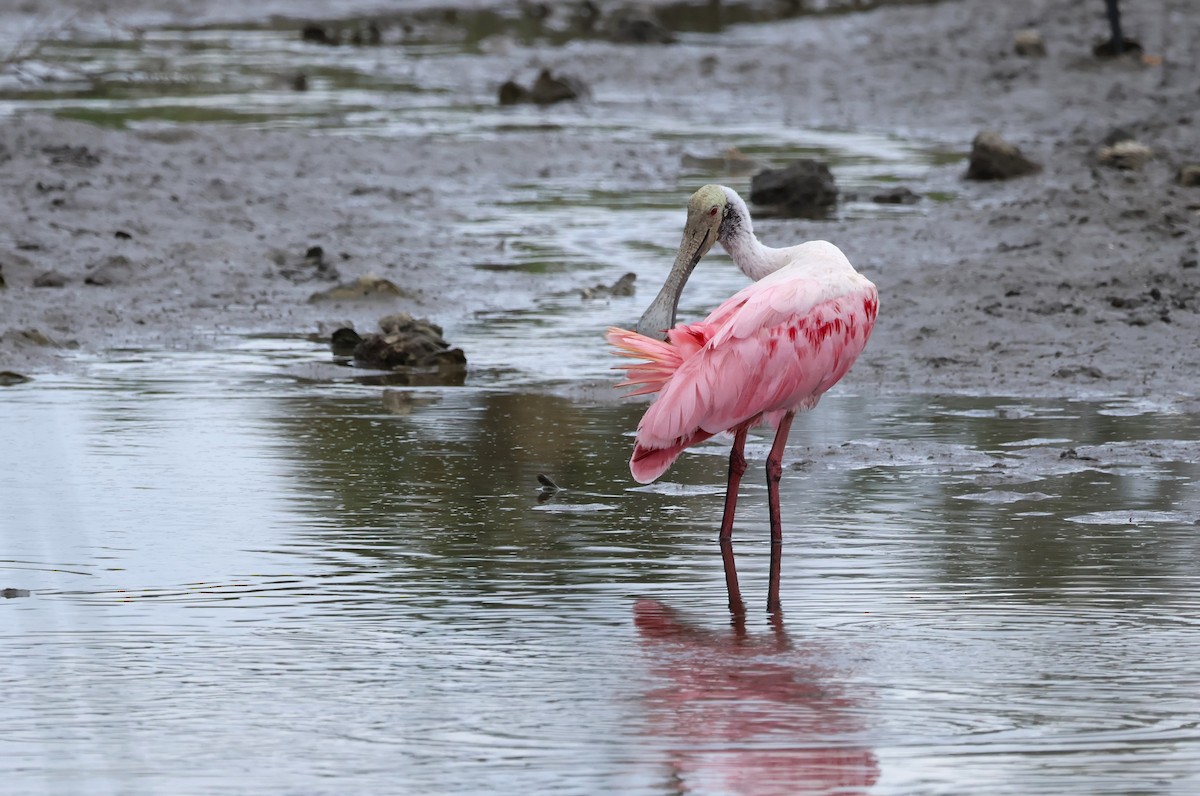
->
[1,0,1197,401]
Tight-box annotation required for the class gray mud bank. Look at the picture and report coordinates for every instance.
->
[1,0,1197,401]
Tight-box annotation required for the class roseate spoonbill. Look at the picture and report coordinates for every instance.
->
[607,184,878,615]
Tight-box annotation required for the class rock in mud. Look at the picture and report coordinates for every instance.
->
[965,131,1041,180]
[308,275,410,302]
[0,372,32,387]
[1013,29,1046,57]
[871,186,921,205]
[84,255,135,286]
[749,160,839,216]
[1,328,60,348]
[1,587,31,598]
[334,313,467,377]
[531,69,585,104]
[1097,139,1152,170]
[499,69,587,106]
[1177,164,1200,187]
[580,272,636,299]
[32,270,68,288]
[276,245,341,283]
[498,80,530,105]
[0,251,36,288]
[42,144,100,168]
[1053,365,1105,380]
[301,23,334,44]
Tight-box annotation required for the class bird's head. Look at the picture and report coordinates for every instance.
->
[633,184,728,339]
[683,183,728,253]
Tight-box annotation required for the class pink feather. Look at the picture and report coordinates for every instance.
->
[609,270,878,484]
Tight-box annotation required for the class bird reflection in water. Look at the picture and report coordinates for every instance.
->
[633,600,878,795]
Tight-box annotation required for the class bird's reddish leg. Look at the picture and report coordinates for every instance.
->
[766,411,796,614]
[719,425,750,615]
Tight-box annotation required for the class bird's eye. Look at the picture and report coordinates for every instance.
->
[709,206,719,217]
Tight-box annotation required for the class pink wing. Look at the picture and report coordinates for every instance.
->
[623,273,878,484]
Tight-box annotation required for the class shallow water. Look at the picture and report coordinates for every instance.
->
[2,338,1199,795]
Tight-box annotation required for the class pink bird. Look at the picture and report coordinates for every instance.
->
[607,184,878,615]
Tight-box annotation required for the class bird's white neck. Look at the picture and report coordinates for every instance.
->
[717,188,788,281]
[720,226,789,282]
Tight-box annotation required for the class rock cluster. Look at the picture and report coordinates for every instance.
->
[499,69,587,106]
[332,313,467,376]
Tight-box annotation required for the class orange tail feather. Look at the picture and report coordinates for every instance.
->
[605,327,684,397]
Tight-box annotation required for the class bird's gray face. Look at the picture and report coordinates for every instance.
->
[633,185,726,339]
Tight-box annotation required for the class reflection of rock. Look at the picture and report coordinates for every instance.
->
[871,186,921,205]
[499,69,587,105]
[282,73,309,91]
[381,388,437,415]
[301,21,382,47]
[572,0,603,32]
[580,272,636,299]
[276,245,341,283]
[681,147,760,175]
[1013,29,1046,57]
[1,587,31,598]
[965,131,1041,180]
[606,8,676,44]
[333,313,467,378]
[536,473,560,503]
[749,160,838,216]
[308,275,410,302]
[349,22,383,47]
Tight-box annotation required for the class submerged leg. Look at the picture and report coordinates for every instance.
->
[719,426,749,615]
[766,412,795,614]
